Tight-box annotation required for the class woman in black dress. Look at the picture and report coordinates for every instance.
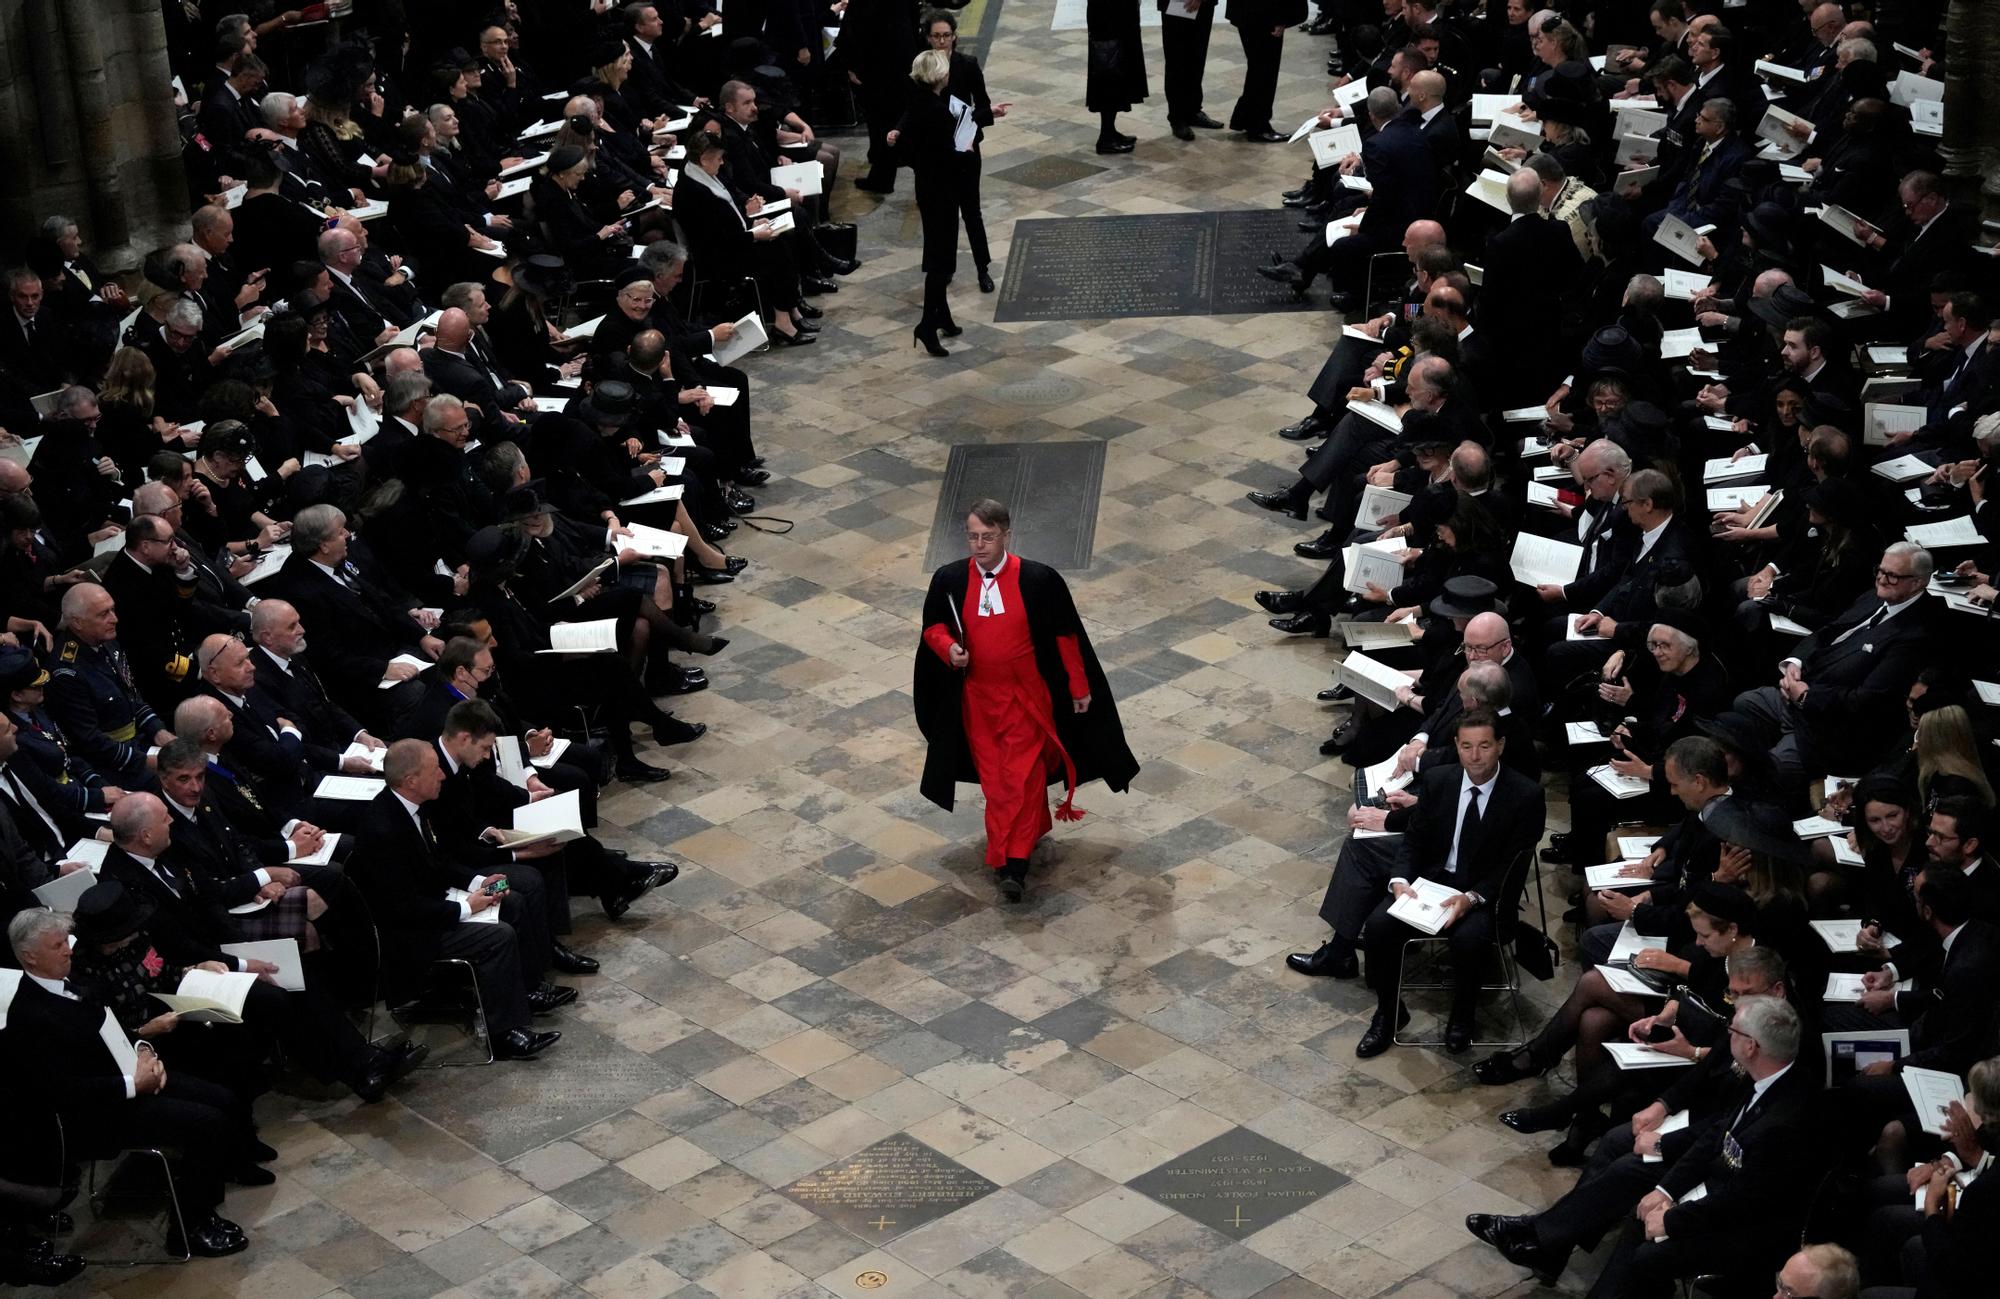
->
[923,10,1009,293]
[1085,0,1147,154]
[889,50,969,357]
[672,134,817,347]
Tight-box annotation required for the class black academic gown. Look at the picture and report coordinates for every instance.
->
[913,558,1139,812]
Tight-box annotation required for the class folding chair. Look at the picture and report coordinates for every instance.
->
[388,958,497,1068]
[1392,847,1538,1049]
[68,1117,191,1266]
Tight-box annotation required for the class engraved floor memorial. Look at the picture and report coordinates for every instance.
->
[992,212,1321,322]
[46,7,1596,1299]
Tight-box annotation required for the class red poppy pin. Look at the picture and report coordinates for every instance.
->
[141,947,164,978]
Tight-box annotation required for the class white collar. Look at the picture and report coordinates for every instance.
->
[261,647,294,673]
[1943,920,1969,955]
[1747,1060,1792,1107]
[1696,63,1722,87]
[168,797,199,821]
[1916,203,1948,240]
[436,740,461,775]
[978,553,1010,580]
[392,790,424,821]
[126,851,159,870]
[308,558,345,582]
[217,688,246,707]
[1461,768,1499,800]
[25,972,71,998]
[1419,102,1444,123]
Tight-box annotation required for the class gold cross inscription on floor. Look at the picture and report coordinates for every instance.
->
[1229,1205,1250,1229]
[869,1216,896,1232]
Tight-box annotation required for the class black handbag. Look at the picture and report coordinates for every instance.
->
[1512,855,1561,981]
[816,221,858,262]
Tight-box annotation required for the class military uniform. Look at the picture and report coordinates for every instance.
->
[45,635,166,783]
[3,704,111,817]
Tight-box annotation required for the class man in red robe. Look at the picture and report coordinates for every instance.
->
[914,500,1138,901]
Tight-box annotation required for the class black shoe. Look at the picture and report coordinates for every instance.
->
[939,319,964,338]
[1095,136,1135,155]
[978,266,995,293]
[797,299,824,319]
[914,324,949,357]
[1445,1014,1473,1054]
[801,275,838,295]
[246,1139,277,1164]
[1241,128,1286,143]
[550,943,599,976]
[698,636,730,657]
[725,488,756,515]
[1246,488,1308,520]
[854,176,895,194]
[998,859,1028,902]
[638,862,679,890]
[1325,291,1359,313]
[690,596,718,614]
[1285,941,1358,978]
[1468,1214,1567,1283]
[1171,122,1195,141]
[771,326,817,347]
[496,1027,563,1059]
[1255,261,1305,288]
[654,669,708,696]
[1473,1047,1547,1086]
[614,759,672,783]
[689,564,738,585]
[353,1040,429,1101]
[1,1243,83,1287]
[527,983,578,1015]
[167,1212,248,1258]
[1319,720,1356,755]
[653,717,706,746]
[1282,186,1311,203]
[1190,112,1225,129]
[1278,414,1329,440]
[734,467,771,487]
[228,1162,277,1186]
[700,522,731,544]
[1355,1003,1410,1058]
[1539,831,1575,865]
[1269,611,1331,637]
[1304,14,1336,34]
[1294,533,1340,560]
[1255,589,1304,614]
[1319,682,1352,703]
[1547,1135,1591,1167]
[823,256,860,276]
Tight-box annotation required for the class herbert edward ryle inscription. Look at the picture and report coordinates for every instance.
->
[994,211,1317,323]
[779,1133,998,1241]
[1125,1126,1349,1240]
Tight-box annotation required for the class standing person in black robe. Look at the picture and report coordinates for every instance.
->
[913,500,1139,901]
[1086,0,1149,154]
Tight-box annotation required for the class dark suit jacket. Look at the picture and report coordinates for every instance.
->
[1898,919,2000,1076]
[1659,1062,1820,1239]
[0,978,145,1112]
[162,796,269,907]
[347,790,480,965]
[1593,518,1696,624]
[199,683,319,819]
[249,647,365,754]
[1477,214,1578,347]
[270,551,429,705]
[1566,502,1639,608]
[432,741,532,869]
[1667,133,1751,228]
[1388,763,1546,913]
[421,345,531,430]
[1792,592,1942,757]
[99,845,232,967]
[1357,115,1438,243]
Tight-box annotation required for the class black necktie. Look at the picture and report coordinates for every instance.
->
[1835,603,1889,645]
[1455,786,1482,872]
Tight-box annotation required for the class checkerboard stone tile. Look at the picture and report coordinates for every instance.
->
[45,8,1603,1299]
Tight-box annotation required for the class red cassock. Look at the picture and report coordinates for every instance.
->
[921,556,1088,867]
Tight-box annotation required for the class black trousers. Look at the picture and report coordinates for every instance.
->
[1363,898,1497,1021]
[859,78,904,185]
[1307,333,1379,411]
[66,1072,247,1211]
[690,360,757,474]
[1161,6,1214,126]
[1587,1219,1784,1299]
[405,906,537,1036]
[1533,1146,1661,1251]
[1229,25,1284,133]
[955,153,990,270]
[1316,834,1401,941]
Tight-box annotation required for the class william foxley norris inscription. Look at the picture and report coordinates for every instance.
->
[1126,1127,1350,1239]
[779,1133,998,1241]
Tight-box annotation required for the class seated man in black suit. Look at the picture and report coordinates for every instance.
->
[1353,710,1548,1056]
[347,740,566,1060]
[1474,994,1820,1292]
[246,598,389,757]
[2,907,250,1258]
[1723,540,1941,786]
[1543,468,1695,681]
[195,632,378,826]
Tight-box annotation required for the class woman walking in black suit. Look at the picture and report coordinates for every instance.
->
[923,10,1009,294]
[888,50,973,356]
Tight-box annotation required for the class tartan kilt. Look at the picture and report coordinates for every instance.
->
[225,885,311,941]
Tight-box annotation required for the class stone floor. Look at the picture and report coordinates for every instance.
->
[51,7,1607,1298]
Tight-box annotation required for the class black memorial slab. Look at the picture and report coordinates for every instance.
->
[779,1133,998,1242]
[990,156,1110,191]
[923,441,1106,572]
[992,210,1317,322]
[1125,1126,1349,1240]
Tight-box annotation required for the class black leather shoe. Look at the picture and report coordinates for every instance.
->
[1171,122,1195,141]
[1547,1135,1590,1167]
[1246,488,1308,519]
[229,1162,277,1186]
[1278,415,1329,440]
[527,983,578,1015]
[797,299,824,319]
[700,522,731,544]
[1,1242,83,1286]
[1242,128,1286,142]
[690,596,718,615]
[1255,589,1303,614]
[167,1213,248,1258]
[1325,291,1359,313]
[770,326,817,347]
[1282,186,1310,203]
[1445,1014,1473,1054]
[998,859,1028,902]
[496,1027,563,1059]
[854,176,895,194]
[1269,611,1332,637]
[1285,941,1358,978]
[1255,261,1305,288]
[1539,831,1575,864]
[653,717,706,746]
[978,266,995,293]
[1191,112,1225,129]
[614,758,672,784]
[1294,533,1340,560]
[725,488,756,515]
[638,862,680,890]
[801,275,838,295]
[689,565,737,585]
[1095,136,1135,155]
[1355,1003,1410,1058]
[354,1040,429,1101]
[655,669,708,696]
[734,467,771,487]
[939,319,964,338]
[1467,1215,1567,1284]
[823,256,860,276]
[1319,682,1352,702]
[1473,1047,1547,1086]
[550,943,599,975]
[1503,1107,1567,1136]
[1319,720,1356,755]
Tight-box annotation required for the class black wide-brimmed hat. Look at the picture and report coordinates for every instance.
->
[73,879,155,946]
[1747,283,1819,331]
[1429,575,1499,620]
[575,380,636,426]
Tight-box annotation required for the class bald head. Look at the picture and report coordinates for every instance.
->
[173,695,230,746]
[434,308,472,350]
[1465,612,1509,648]
[1408,70,1446,108]
[0,460,33,495]
[383,347,423,376]
[1505,170,1543,214]
[110,793,170,854]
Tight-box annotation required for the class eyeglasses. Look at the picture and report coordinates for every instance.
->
[1773,1278,1820,1299]
[1874,568,1918,582]
[966,531,1004,543]
[1462,638,1510,655]
[1644,640,1678,652]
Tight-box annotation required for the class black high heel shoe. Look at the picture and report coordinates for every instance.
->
[771,326,816,348]
[939,319,963,338]
[913,325,948,357]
